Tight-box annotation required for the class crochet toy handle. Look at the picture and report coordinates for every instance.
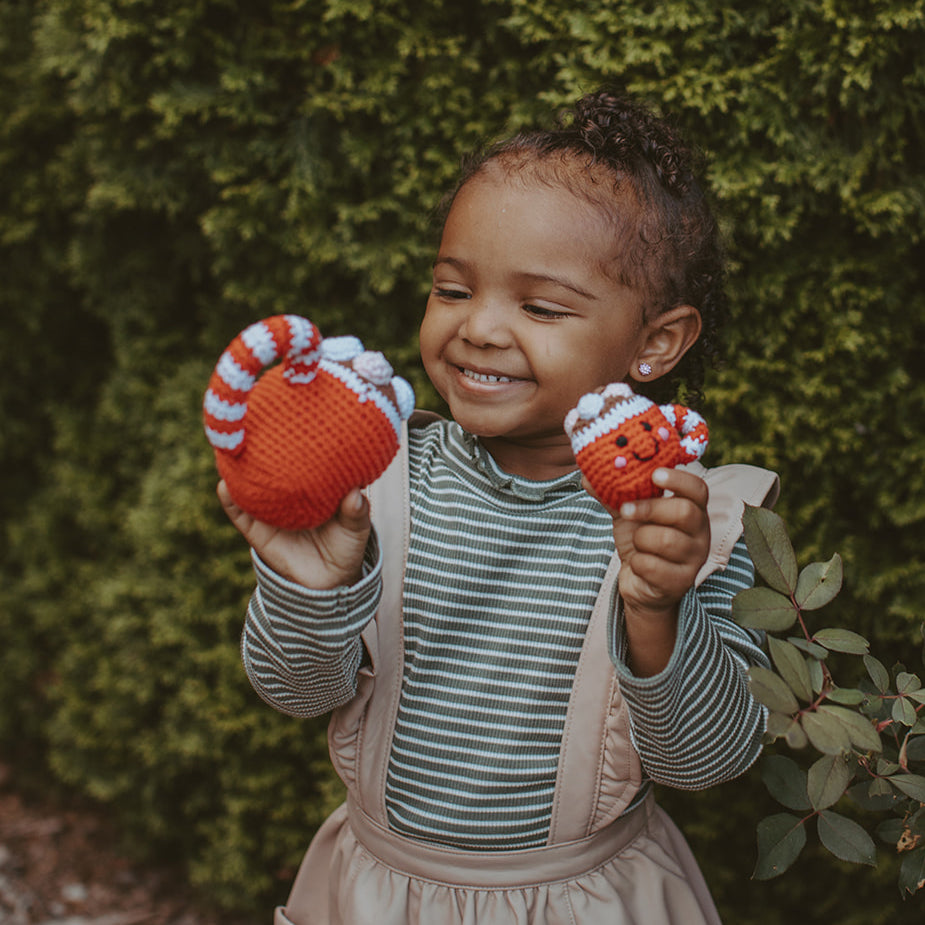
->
[662,403,709,462]
[203,315,322,457]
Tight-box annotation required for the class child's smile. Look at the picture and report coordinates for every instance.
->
[458,365,522,385]
[419,164,648,479]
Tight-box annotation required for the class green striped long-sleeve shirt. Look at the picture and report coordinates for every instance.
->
[242,420,768,850]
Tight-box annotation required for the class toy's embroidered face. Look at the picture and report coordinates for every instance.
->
[563,383,708,508]
[610,406,674,470]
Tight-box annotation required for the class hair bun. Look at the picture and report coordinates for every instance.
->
[566,89,693,196]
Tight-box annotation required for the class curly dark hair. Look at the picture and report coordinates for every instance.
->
[441,89,727,406]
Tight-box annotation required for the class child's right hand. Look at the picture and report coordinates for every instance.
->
[217,481,371,590]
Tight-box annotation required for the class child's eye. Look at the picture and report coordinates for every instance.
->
[524,304,570,320]
[434,287,470,301]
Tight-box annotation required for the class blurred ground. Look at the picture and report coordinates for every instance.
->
[0,764,257,925]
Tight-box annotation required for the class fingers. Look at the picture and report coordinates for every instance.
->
[216,480,372,589]
[610,467,712,632]
[611,468,710,579]
[618,468,709,534]
[217,480,370,543]
[216,479,236,512]
[335,488,371,534]
[217,479,253,532]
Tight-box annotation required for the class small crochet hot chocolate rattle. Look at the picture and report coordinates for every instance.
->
[203,314,415,530]
[564,383,709,509]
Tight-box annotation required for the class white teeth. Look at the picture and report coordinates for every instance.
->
[461,367,514,384]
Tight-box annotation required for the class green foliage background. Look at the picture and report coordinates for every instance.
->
[1,0,923,919]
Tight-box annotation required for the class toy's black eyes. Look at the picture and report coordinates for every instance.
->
[641,422,652,432]
[616,435,628,447]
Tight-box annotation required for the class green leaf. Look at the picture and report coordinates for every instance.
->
[817,810,877,866]
[905,736,925,762]
[864,655,890,693]
[732,587,798,632]
[818,705,883,753]
[752,813,807,880]
[808,657,824,695]
[812,628,870,655]
[869,779,894,799]
[848,780,900,812]
[742,505,798,596]
[785,719,809,749]
[761,754,811,811]
[861,695,884,716]
[875,817,906,845]
[766,712,809,749]
[897,671,922,694]
[898,846,925,897]
[910,807,925,836]
[891,774,925,802]
[900,735,914,772]
[748,666,800,714]
[768,637,814,703]
[787,636,829,660]
[878,758,901,776]
[802,711,851,755]
[826,687,866,705]
[892,696,918,728]
[765,711,795,739]
[794,554,843,610]
[807,753,852,810]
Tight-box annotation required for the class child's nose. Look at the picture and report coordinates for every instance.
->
[459,299,513,348]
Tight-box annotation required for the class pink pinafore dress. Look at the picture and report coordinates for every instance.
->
[274,423,778,925]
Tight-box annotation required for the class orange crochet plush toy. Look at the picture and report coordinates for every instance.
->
[563,383,709,509]
[203,314,415,530]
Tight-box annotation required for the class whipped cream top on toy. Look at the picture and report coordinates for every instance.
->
[204,314,414,531]
[563,383,709,509]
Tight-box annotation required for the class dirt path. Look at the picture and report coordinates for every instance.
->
[0,764,257,925]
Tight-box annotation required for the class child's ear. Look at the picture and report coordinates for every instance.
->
[631,305,702,383]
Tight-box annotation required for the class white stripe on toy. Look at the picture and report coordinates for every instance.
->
[204,426,245,451]
[203,314,324,456]
[216,351,256,393]
[203,389,247,422]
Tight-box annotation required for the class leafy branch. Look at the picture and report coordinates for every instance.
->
[733,505,925,898]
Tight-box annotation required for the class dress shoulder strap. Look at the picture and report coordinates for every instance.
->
[353,417,430,822]
[687,461,780,585]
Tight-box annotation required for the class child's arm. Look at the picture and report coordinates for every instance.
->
[601,467,711,676]
[242,542,381,717]
[219,481,379,716]
[610,538,768,788]
[595,467,767,788]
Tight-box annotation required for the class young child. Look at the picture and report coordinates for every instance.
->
[220,89,779,924]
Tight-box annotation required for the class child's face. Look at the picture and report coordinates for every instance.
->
[420,166,648,473]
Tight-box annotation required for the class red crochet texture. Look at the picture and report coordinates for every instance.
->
[564,383,709,509]
[203,315,414,530]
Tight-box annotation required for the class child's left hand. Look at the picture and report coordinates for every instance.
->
[583,466,710,676]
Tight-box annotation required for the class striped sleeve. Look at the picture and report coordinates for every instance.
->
[240,534,382,718]
[610,536,770,789]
